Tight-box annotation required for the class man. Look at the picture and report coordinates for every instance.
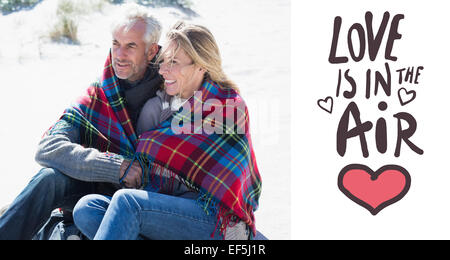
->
[0,6,162,239]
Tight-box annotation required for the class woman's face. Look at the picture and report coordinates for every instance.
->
[159,41,205,98]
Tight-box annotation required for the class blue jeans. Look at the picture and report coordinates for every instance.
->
[0,168,96,240]
[73,189,224,240]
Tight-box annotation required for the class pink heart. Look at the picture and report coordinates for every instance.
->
[338,164,411,215]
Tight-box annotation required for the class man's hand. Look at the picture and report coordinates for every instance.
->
[119,160,142,189]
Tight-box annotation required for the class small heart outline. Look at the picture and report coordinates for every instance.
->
[398,87,416,106]
[317,96,333,114]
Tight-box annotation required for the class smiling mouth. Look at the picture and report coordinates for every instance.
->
[165,80,177,86]
[116,63,130,68]
[113,59,131,69]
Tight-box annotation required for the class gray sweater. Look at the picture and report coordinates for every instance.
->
[35,125,123,185]
[136,90,178,135]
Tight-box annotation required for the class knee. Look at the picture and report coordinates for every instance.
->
[73,194,94,222]
[34,167,65,181]
[73,194,108,240]
[110,189,141,212]
[111,189,132,204]
[73,194,108,217]
[30,168,67,191]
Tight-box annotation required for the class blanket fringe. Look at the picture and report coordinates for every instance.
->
[136,154,199,193]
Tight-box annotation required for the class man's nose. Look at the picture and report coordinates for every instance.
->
[115,46,127,60]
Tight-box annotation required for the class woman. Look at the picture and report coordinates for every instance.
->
[73,21,262,240]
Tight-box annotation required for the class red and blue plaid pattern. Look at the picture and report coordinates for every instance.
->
[47,52,137,159]
[136,79,262,236]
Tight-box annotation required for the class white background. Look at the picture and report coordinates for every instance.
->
[292,0,450,239]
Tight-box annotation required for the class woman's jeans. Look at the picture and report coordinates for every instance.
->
[0,168,96,240]
[73,189,223,240]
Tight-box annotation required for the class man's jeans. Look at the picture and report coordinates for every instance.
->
[0,168,95,240]
[73,189,223,240]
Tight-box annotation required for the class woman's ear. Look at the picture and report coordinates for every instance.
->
[195,67,206,80]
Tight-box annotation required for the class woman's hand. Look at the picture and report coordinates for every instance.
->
[119,160,142,189]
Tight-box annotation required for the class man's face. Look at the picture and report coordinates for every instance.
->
[112,21,151,82]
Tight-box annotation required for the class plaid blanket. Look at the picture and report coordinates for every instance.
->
[47,52,262,237]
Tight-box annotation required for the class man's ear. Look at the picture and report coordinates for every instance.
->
[147,43,159,62]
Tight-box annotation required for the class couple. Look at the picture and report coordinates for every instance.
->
[0,6,262,240]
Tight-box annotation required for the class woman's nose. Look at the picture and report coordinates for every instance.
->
[159,63,169,75]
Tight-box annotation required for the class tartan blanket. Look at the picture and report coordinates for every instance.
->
[46,52,262,237]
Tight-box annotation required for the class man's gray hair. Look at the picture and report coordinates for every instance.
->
[112,3,162,48]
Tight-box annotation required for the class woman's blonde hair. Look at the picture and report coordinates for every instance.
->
[158,21,238,92]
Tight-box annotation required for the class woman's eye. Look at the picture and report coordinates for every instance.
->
[160,58,176,66]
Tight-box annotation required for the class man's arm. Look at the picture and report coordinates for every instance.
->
[35,126,123,184]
